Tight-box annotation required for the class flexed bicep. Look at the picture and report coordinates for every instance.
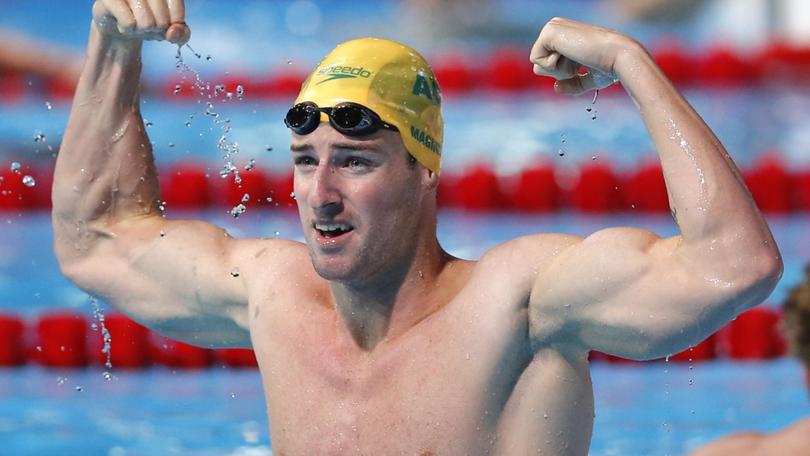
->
[61,217,285,348]
[528,228,748,360]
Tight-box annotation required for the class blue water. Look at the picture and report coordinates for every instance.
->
[0,359,805,455]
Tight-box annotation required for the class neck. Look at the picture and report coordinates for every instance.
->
[330,237,450,352]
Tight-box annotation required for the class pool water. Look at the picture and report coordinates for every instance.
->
[0,359,805,455]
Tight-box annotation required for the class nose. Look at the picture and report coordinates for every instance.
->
[306,163,343,215]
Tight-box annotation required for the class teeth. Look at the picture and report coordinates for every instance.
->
[315,223,351,232]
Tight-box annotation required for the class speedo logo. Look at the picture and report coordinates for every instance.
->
[316,65,373,84]
[410,126,441,155]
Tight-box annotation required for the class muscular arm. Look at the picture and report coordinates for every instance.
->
[524,18,782,359]
[52,1,275,348]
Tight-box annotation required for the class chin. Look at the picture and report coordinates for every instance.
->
[308,251,356,282]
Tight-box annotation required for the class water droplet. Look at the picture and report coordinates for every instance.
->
[168,142,175,148]
[185,121,192,127]
[230,204,246,218]
[244,159,256,171]
[287,59,293,65]
[206,55,213,61]
[35,345,42,352]
[557,149,565,157]
[273,231,280,237]
[75,386,83,392]
[91,322,99,331]
[159,230,166,237]
[22,175,36,187]
[236,85,244,98]
[290,191,296,199]
[241,193,250,203]
[231,392,237,398]
[144,119,153,127]
[591,155,597,161]
[688,378,694,386]
[230,267,240,277]
[266,197,273,203]
[33,131,47,143]
[57,376,67,385]
[265,146,273,152]
[10,162,21,173]
[174,84,182,94]
[45,101,52,110]
[585,107,592,112]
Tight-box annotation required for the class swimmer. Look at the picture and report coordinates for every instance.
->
[688,265,810,456]
[52,1,782,454]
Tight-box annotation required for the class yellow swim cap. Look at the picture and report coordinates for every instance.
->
[295,37,444,173]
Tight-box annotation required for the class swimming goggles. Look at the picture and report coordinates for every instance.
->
[284,102,398,136]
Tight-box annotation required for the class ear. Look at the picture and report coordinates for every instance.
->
[422,167,440,192]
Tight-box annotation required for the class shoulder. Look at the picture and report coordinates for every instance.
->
[471,233,583,294]
[232,238,314,286]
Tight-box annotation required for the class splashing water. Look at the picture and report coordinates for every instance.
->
[174,44,254,215]
[230,204,247,218]
[89,297,113,375]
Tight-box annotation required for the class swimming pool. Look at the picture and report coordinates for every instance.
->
[2,1,809,452]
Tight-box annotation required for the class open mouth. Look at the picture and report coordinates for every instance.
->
[314,222,354,238]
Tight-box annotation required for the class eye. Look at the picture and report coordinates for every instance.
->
[345,157,370,170]
[294,156,316,167]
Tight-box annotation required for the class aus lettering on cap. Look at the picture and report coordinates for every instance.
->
[412,74,441,103]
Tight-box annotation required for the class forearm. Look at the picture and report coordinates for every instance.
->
[615,44,780,281]
[53,23,160,246]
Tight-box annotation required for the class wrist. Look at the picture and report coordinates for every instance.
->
[611,37,652,82]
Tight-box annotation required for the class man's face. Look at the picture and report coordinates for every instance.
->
[291,124,427,283]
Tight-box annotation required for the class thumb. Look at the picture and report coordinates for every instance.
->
[165,22,190,45]
[554,73,596,96]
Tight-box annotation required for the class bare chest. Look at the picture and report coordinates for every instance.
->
[252,303,528,455]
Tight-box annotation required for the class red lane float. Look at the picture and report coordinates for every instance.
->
[267,171,297,209]
[433,53,475,94]
[652,42,696,86]
[507,163,560,212]
[216,348,259,368]
[149,333,215,369]
[569,162,624,212]
[487,48,535,92]
[455,164,508,211]
[89,313,152,369]
[792,169,810,211]
[623,163,669,212]
[669,335,717,362]
[213,168,270,207]
[160,162,212,209]
[0,314,26,366]
[0,307,795,367]
[35,312,89,368]
[717,307,787,360]
[744,155,792,213]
